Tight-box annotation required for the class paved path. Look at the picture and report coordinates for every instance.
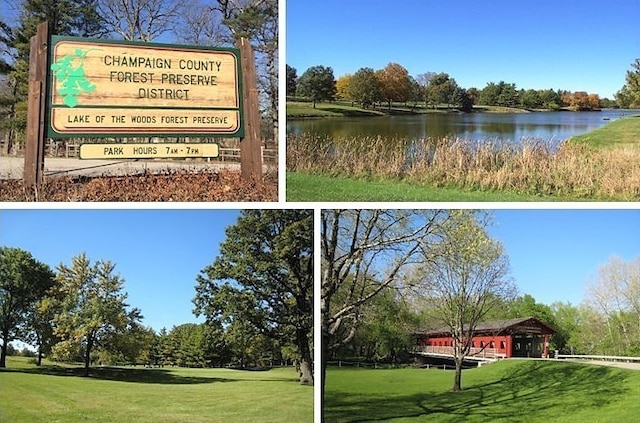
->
[1,156,242,179]
[565,359,640,371]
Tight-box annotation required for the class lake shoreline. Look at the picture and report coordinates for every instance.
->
[287,107,636,144]
[286,101,628,121]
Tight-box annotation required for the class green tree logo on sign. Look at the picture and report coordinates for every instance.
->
[50,49,97,107]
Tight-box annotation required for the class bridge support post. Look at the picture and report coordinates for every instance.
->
[543,334,549,358]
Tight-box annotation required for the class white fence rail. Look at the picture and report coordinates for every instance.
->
[556,354,640,362]
[414,345,506,359]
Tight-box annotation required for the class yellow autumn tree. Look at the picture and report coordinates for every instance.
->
[335,74,353,101]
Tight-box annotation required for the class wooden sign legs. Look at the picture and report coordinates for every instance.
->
[24,21,49,188]
[237,37,263,182]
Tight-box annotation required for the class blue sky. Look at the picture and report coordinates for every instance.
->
[2,209,638,329]
[287,0,640,98]
[488,209,640,306]
[0,209,243,332]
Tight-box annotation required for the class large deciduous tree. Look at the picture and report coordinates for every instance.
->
[194,210,314,384]
[408,211,515,392]
[376,62,411,109]
[296,65,336,108]
[0,247,55,367]
[348,67,381,108]
[425,73,460,109]
[415,72,437,108]
[23,287,63,366]
[52,253,141,377]
[586,255,640,355]
[335,73,352,101]
[479,81,520,107]
[321,209,450,402]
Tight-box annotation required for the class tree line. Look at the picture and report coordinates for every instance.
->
[0,0,278,154]
[1,210,314,384]
[288,59,640,111]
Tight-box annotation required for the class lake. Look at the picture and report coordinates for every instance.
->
[286,109,639,144]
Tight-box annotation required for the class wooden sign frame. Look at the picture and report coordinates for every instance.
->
[47,36,244,138]
[24,23,263,187]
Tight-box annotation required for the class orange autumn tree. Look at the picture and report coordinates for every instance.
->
[376,62,412,109]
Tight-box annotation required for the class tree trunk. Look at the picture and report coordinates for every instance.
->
[299,359,313,385]
[0,328,9,367]
[321,294,330,423]
[452,356,463,391]
[0,342,7,368]
[321,329,329,423]
[296,327,313,385]
[84,333,94,377]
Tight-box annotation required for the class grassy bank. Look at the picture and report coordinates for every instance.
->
[286,172,573,202]
[0,357,312,422]
[286,101,529,119]
[325,360,640,422]
[287,101,385,118]
[571,114,640,149]
[287,133,640,201]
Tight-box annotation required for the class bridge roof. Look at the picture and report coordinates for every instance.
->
[416,316,556,337]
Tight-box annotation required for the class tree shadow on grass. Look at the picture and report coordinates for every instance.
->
[324,361,632,422]
[0,365,232,385]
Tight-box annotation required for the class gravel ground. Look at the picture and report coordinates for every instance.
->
[1,156,243,179]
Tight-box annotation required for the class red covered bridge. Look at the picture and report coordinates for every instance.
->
[414,317,556,360]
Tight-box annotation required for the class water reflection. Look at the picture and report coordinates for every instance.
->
[287,110,638,145]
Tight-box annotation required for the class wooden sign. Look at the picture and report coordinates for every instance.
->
[25,23,261,187]
[79,143,219,159]
[47,37,243,137]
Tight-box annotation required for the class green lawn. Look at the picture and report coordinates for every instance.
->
[0,357,313,423]
[286,101,531,119]
[286,172,594,202]
[325,360,640,422]
[287,101,384,118]
[571,115,640,149]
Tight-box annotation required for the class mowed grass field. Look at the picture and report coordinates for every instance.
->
[0,357,313,423]
[570,115,640,149]
[325,360,640,422]
[285,172,574,202]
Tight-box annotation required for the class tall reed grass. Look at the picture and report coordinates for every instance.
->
[286,133,640,199]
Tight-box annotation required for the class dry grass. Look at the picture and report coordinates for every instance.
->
[287,134,640,200]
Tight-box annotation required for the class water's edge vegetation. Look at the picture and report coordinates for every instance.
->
[286,116,640,201]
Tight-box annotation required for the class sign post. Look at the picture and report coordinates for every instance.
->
[237,37,263,182]
[24,21,49,188]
